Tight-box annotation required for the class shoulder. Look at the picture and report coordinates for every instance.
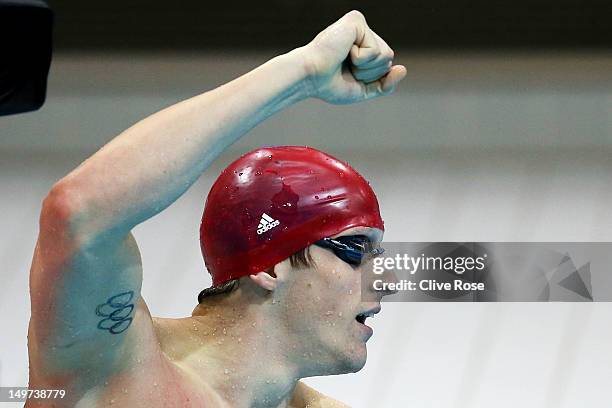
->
[291,381,351,408]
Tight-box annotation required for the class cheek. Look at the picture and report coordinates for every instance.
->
[317,266,357,303]
[313,267,362,330]
[283,252,362,332]
[328,263,361,299]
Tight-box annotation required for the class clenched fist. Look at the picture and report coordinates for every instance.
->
[298,10,407,104]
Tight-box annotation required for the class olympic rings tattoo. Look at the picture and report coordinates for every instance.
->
[95,291,135,334]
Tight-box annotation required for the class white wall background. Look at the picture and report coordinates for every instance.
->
[1,52,612,407]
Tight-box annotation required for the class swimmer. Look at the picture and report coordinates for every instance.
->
[27,11,406,407]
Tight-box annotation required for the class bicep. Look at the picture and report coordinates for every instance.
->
[29,201,148,375]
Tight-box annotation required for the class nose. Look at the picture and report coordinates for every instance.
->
[380,269,399,297]
[362,264,399,302]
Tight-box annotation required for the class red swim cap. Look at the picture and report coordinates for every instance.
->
[200,146,384,286]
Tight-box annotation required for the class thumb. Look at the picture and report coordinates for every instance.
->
[380,65,407,94]
[364,65,407,99]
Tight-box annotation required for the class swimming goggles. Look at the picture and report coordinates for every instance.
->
[314,235,384,266]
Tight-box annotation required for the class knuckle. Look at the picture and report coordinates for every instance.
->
[346,10,365,21]
[364,48,378,59]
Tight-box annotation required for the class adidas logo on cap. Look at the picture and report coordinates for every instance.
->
[257,213,280,235]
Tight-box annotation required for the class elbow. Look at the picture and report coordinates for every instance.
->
[40,180,84,232]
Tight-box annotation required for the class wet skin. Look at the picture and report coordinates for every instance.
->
[27,227,386,407]
[26,10,405,407]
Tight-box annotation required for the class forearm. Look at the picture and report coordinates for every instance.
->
[56,49,310,237]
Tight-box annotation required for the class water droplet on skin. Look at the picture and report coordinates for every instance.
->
[338,312,343,317]
[348,289,353,295]
[224,368,230,375]
[222,328,227,335]
[238,337,242,343]
[314,195,319,199]
[325,311,333,316]
[252,322,256,327]
[327,195,332,199]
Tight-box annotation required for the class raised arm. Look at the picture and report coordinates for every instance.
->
[46,11,404,238]
[29,10,405,384]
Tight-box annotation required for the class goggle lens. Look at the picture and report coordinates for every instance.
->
[314,235,384,266]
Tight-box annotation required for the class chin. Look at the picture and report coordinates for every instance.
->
[313,331,369,375]
[351,350,368,372]
[334,344,368,374]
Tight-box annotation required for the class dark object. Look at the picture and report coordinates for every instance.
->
[315,235,385,267]
[0,0,53,116]
[49,0,612,51]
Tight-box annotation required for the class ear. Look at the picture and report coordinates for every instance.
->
[249,270,278,291]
